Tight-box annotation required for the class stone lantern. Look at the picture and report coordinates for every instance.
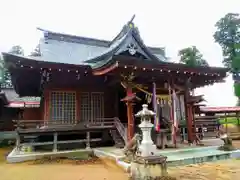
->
[135,104,157,157]
[130,104,168,179]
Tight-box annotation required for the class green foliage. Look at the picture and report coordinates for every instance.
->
[0,45,25,88]
[0,139,15,148]
[8,45,24,55]
[218,117,240,125]
[236,97,240,106]
[29,44,41,57]
[234,83,240,97]
[0,57,12,88]
[32,151,97,164]
[213,13,240,69]
[178,46,209,67]
[218,144,235,151]
[0,58,4,84]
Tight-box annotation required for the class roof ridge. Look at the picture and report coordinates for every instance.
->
[37,27,165,54]
[37,27,111,47]
[108,15,136,46]
[83,19,167,67]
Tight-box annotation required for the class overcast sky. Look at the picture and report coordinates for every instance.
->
[0,0,240,106]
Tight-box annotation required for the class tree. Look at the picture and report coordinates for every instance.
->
[0,45,25,89]
[0,57,4,84]
[178,46,209,67]
[0,56,12,88]
[214,13,240,101]
[213,13,240,69]
[8,45,24,55]
[236,99,240,106]
[29,44,41,57]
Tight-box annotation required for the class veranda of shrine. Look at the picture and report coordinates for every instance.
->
[2,19,228,152]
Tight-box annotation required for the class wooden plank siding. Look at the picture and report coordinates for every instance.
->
[22,108,41,120]
[104,88,117,118]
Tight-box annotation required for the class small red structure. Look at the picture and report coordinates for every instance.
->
[200,106,240,113]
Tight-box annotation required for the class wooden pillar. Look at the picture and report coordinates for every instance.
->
[126,87,134,141]
[187,104,194,143]
[53,132,58,152]
[44,90,50,126]
[182,128,186,141]
[86,131,91,149]
[184,89,194,143]
[16,134,20,151]
[115,90,119,117]
[192,104,196,141]
[225,112,228,133]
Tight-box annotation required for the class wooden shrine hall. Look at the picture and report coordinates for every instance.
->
[2,17,228,150]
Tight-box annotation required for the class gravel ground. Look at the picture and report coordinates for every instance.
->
[168,159,240,180]
[0,141,240,180]
[1,159,239,180]
[0,157,128,180]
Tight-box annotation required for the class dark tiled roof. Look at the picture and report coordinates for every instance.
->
[37,18,167,66]
[81,20,167,69]
[37,28,166,56]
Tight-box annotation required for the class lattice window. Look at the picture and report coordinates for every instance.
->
[79,92,104,122]
[80,92,90,122]
[91,92,104,123]
[50,91,76,121]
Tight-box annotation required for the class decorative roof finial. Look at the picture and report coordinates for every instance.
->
[128,15,136,28]
[129,14,136,23]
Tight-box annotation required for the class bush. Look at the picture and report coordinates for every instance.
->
[218,117,240,125]
[218,144,235,151]
[0,139,15,148]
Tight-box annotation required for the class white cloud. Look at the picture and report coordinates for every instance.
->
[0,0,239,106]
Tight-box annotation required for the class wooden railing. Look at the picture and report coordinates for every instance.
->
[13,118,116,130]
[12,118,128,144]
[113,117,127,143]
[13,120,76,130]
[86,118,115,127]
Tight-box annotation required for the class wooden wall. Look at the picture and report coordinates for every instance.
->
[41,85,118,121]
[22,108,42,120]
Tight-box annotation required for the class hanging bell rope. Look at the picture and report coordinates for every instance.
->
[134,84,170,100]
[120,81,182,105]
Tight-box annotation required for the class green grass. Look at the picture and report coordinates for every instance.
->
[33,151,95,164]
[64,151,92,159]
[218,117,240,125]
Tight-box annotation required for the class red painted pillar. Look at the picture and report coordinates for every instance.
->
[192,104,196,141]
[187,104,194,143]
[126,87,134,141]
